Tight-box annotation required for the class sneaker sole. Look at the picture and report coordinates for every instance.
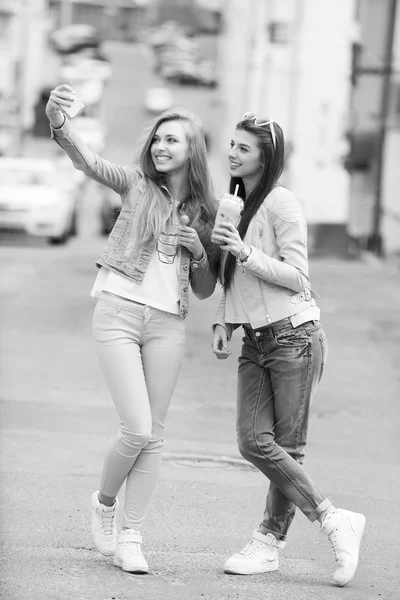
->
[335,513,366,587]
[113,555,149,574]
[224,560,279,575]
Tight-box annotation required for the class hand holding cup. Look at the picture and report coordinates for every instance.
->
[178,214,204,261]
[211,188,243,245]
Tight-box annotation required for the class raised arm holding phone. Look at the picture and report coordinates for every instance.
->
[45,84,219,574]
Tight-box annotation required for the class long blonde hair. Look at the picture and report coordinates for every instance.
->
[135,108,219,270]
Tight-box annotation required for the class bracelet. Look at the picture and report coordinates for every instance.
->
[236,245,252,266]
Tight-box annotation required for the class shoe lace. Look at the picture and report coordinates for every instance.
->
[239,539,265,557]
[328,529,341,564]
[100,512,115,535]
[123,541,140,556]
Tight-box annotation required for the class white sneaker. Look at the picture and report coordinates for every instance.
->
[223,530,284,575]
[113,529,149,573]
[91,491,118,556]
[321,508,366,587]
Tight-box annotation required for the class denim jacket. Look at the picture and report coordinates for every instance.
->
[51,119,216,317]
[214,186,318,337]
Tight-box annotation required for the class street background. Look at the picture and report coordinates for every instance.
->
[1,3,400,600]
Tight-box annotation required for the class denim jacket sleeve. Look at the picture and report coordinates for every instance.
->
[189,251,217,299]
[50,118,139,196]
[244,190,310,293]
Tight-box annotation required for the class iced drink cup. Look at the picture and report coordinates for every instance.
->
[211,193,244,242]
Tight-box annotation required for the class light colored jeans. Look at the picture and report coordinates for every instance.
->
[92,291,185,529]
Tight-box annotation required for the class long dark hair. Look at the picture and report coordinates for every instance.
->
[223,118,286,288]
[138,108,219,273]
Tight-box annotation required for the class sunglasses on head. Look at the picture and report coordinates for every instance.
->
[242,112,276,149]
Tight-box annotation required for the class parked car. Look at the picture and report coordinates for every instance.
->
[0,157,82,244]
[159,57,216,87]
[49,24,100,55]
[147,22,217,87]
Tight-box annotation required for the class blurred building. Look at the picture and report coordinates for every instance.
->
[217,0,358,254]
[48,0,148,42]
[0,0,49,154]
[348,0,400,256]
[148,0,223,33]
[382,4,400,255]
[148,0,399,256]
[0,0,18,154]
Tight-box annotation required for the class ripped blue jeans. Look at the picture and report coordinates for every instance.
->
[237,318,331,542]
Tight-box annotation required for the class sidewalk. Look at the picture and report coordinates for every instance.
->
[0,228,399,599]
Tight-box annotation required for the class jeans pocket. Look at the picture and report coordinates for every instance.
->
[274,328,309,348]
[304,321,322,335]
[93,299,119,324]
[165,311,183,320]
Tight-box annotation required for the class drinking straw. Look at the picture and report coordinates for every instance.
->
[234,184,239,196]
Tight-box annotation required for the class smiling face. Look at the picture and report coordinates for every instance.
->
[228,129,263,186]
[150,120,190,175]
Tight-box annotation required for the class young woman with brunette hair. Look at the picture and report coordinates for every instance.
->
[46,84,218,573]
[211,113,365,587]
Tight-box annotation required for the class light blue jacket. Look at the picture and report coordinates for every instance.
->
[51,118,216,317]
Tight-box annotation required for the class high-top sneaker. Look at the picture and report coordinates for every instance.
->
[113,529,149,573]
[91,491,118,556]
[223,529,285,574]
[321,508,366,587]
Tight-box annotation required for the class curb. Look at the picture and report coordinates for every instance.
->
[162,452,256,470]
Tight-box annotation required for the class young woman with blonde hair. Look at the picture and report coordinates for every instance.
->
[46,84,218,573]
[212,113,365,587]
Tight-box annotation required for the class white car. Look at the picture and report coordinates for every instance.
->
[0,157,82,244]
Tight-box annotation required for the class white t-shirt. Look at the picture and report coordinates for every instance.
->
[91,218,182,314]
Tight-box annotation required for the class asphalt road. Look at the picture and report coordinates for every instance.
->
[1,41,399,600]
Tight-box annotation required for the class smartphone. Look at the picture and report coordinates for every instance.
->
[62,95,84,119]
